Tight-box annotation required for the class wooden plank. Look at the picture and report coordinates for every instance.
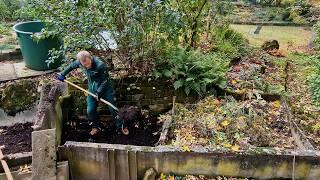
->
[0,147,13,180]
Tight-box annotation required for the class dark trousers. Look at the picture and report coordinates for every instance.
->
[87,82,121,129]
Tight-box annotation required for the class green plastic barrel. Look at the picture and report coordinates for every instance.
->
[13,21,63,70]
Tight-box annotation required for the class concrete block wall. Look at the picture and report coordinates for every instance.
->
[58,142,320,180]
[30,82,70,179]
[30,81,320,180]
[68,77,199,115]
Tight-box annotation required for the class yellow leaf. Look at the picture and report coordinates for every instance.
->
[312,123,320,131]
[213,99,220,105]
[231,79,237,85]
[220,119,230,127]
[235,88,246,94]
[231,144,241,152]
[223,143,232,148]
[159,173,166,180]
[272,100,281,108]
[182,145,191,152]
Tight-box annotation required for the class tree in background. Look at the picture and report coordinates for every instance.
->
[17,0,184,73]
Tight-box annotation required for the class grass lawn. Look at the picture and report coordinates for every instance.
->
[230,24,313,49]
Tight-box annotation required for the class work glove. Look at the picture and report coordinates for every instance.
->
[56,73,65,82]
[95,91,102,101]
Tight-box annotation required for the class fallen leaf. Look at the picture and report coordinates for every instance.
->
[182,145,191,152]
[223,143,232,148]
[272,100,281,108]
[159,173,166,180]
[221,119,230,127]
[231,144,241,152]
[233,65,241,72]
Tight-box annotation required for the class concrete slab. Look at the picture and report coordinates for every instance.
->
[32,129,56,180]
[0,61,55,82]
[14,62,55,78]
[58,142,320,180]
[0,63,16,81]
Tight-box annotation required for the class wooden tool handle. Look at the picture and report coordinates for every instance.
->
[0,148,13,180]
[64,79,119,111]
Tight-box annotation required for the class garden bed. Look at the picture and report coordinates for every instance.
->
[0,122,33,154]
[63,114,162,146]
[225,51,286,97]
[165,96,296,152]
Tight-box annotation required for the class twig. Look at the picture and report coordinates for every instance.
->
[155,96,176,146]
[172,96,176,115]
[283,101,315,150]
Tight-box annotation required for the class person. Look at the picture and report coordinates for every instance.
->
[56,50,128,136]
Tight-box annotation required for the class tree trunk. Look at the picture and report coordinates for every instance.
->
[205,9,213,40]
[189,0,208,49]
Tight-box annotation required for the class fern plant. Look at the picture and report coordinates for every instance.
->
[154,47,228,96]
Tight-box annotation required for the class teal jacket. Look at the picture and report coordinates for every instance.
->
[61,56,110,93]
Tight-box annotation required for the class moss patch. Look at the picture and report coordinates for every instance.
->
[0,79,39,115]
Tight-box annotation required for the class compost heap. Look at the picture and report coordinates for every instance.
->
[166,96,295,151]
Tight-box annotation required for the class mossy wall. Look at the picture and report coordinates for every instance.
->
[0,79,39,115]
[68,77,199,115]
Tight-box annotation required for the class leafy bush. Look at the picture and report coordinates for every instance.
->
[154,47,228,96]
[0,23,10,35]
[281,0,296,6]
[210,25,249,58]
[0,0,22,20]
[17,0,183,71]
[289,8,308,24]
[0,1,8,21]
[281,9,291,20]
[287,0,311,24]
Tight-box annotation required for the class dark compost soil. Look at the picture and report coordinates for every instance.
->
[63,115,162,146]
[0,122,33,154]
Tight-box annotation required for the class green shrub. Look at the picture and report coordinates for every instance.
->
[154,47,229,96]
[289,8,308,24]
[281,0,295,6]
[0,23,10,35]
[286,0,311,24]
[0,0,22,20]
[308,55,320,105]
[265,7,288,21]
[16,0,183,70]
[0,0,9,21]
[210,25,249,58]
[281,9,291,20]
